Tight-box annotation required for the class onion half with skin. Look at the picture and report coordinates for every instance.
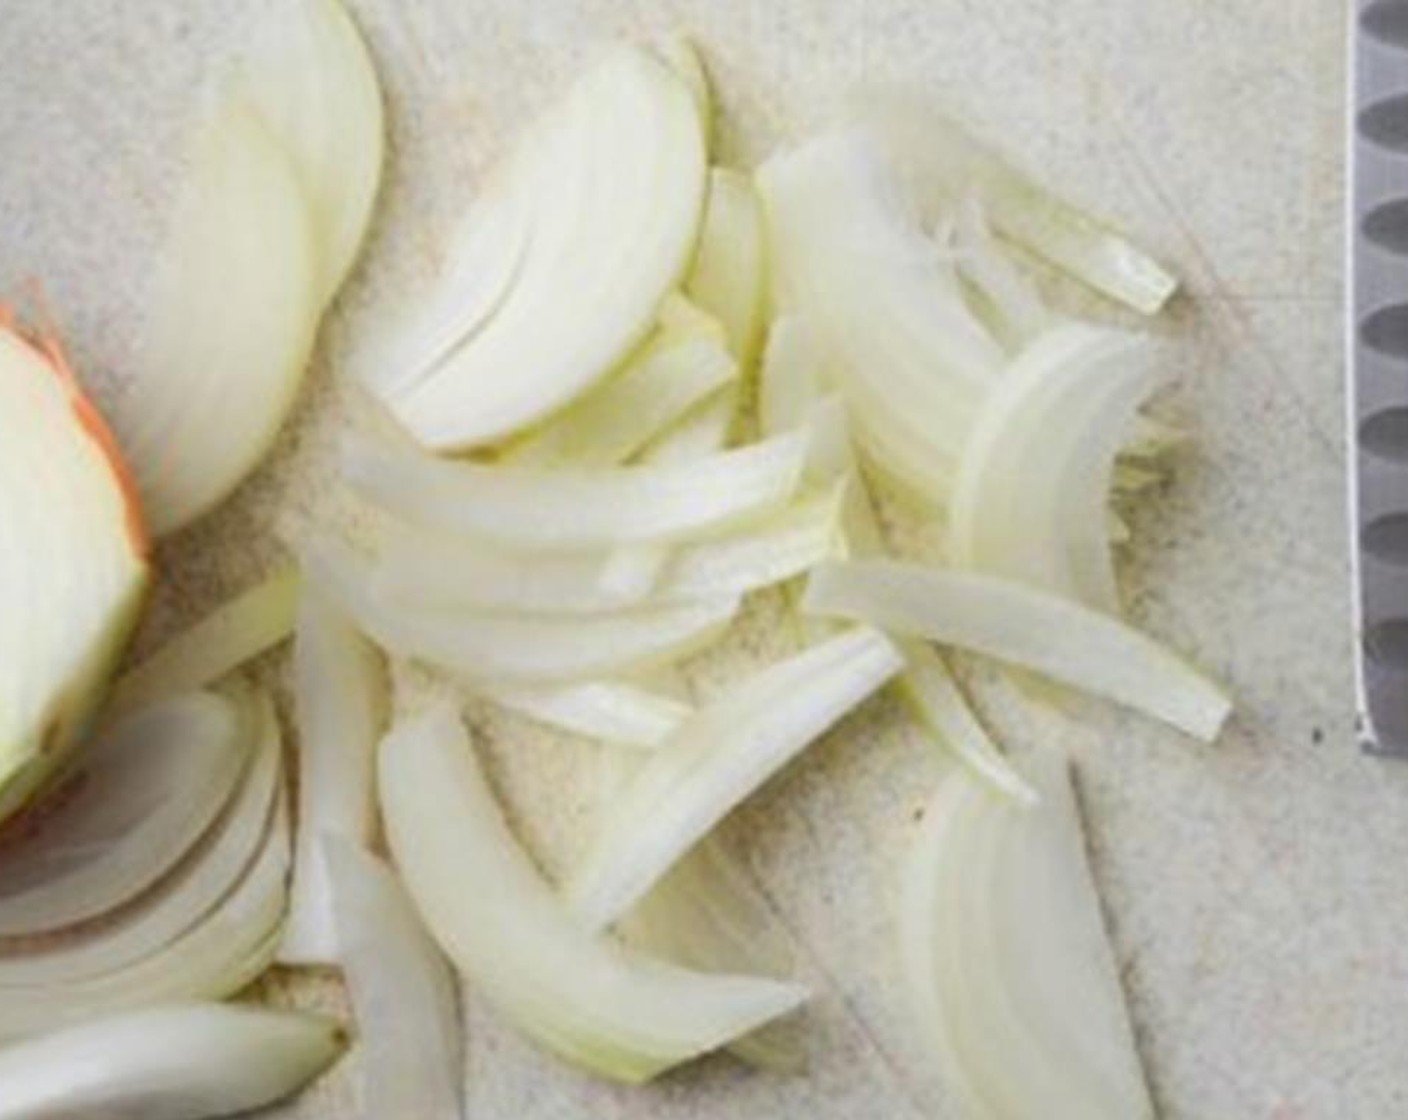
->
[566,627,904,930]
[803,560,1230,741]
[279,586,388,967]
[901,750,1155,1119]
[367,46,707,450]
[0,1002,345,1120]
[0,318,150,825]
[325,837,462,1120]
[378,703,808,1084]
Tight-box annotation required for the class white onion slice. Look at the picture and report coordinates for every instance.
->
[758,315,828,439]
[109,566,301,713]
[621,837,804,1071]
[566,627,903,929]
[378,704,807,1084]
[0,691,253,938]
[952,196,1052,349]
[637,384,737,463]
[377,489,842,615]
[0,1002,345,1120]
[756,367,1034,802]
[895,644,1037,807]
[901,750,1155,1119]
[686,169,766,369]
[342,428,806,550]
[324,837,462,1120]
[279,587,387,967]
[483,681,693,748]
[368,46,706,449]
[758,128,1003,497]
[804,560,1230,740]
[0,689,280,986]
[308,539,740,684]
[950,324,1160,615]
[504,297,736,468]
[112,98,318,536]
[235,0,384,305]
[0,698,290,1040]
[856,94,1177,315]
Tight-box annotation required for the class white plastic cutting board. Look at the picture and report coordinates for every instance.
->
[0,1,1375,1117]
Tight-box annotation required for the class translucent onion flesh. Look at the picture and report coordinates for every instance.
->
[109,566,301,714]
[342,428,807,551]
[566,627,904,929]
[234,0,384,306]
[854,92,1178,314]
[378,704,808,1084]
[804,560,1230,741]
[279,586,388,967]
[482,680,694,749]
[112,98,319,537]
[686,168,767,370]
[502,296,736,469]
[367,46,707,450]
[0,691,253,938]
[0,695,290,1040]
[375,489,843,615]
[758,128,1003,497]
[949,324,1161,614]
[900,750,1155,1119]
[0,1002,346,1120]
[325,837,463,1120]
[308,538,740,684]
[0,688,280,986]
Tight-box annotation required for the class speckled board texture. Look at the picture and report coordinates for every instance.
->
[0,1,1373,1118]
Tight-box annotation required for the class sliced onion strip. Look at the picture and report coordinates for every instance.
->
[279,586,388,967]
[342,428,807,550]
[0,1003,345,1120]
[566,627,903,929]
[325,837,462,1120]
[0,691,254,938]
[109,566,301,713]
[308,539,740,684]
[378,704,808,1084]
[900,750,1155,1118]
[803,560,1230,740]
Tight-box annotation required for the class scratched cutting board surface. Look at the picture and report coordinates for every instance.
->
[0,1,1379,1117]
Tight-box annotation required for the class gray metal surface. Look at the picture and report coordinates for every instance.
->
[1352,0,1408,753]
